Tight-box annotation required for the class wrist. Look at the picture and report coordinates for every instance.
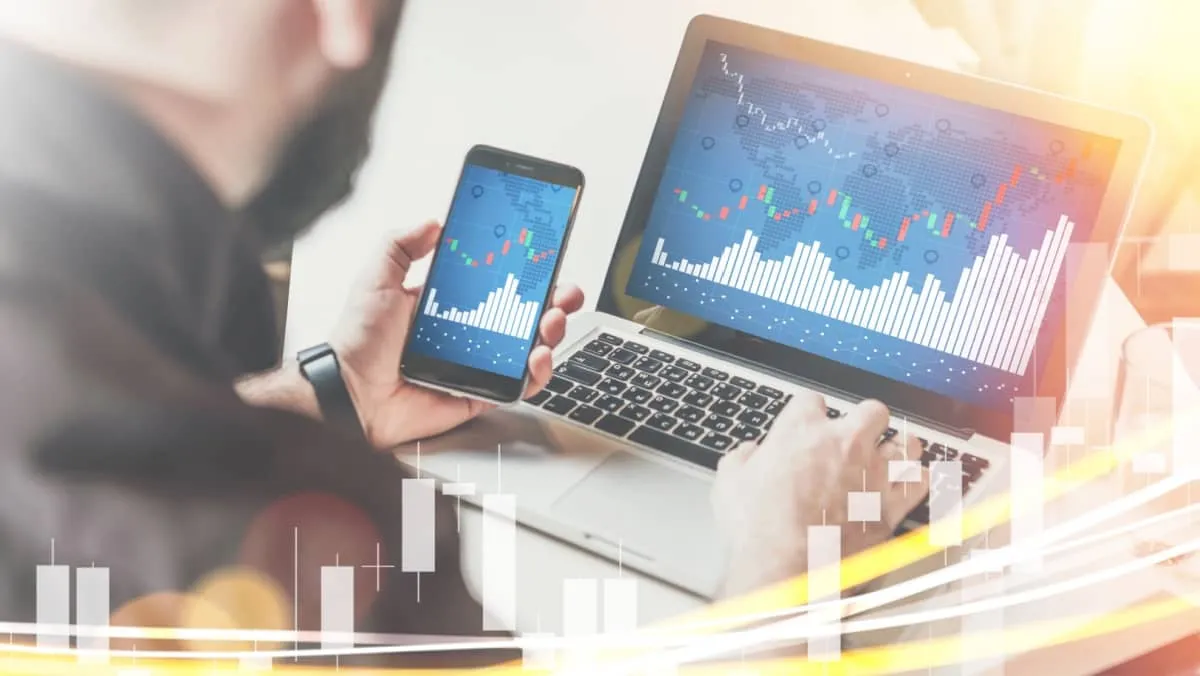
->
[297,343,367,439]
[236,361,321,420]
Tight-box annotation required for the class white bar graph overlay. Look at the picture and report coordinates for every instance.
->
[321,566,354,649]
[36,565,68,648]
[76,567,109,660]
[481,495,516,632]
[807,525,841,661]
[562,579,599,667]
[401,479,435,573]
[651,215,1075,374]
[603,578,638,633]
[423,274,540,341]
[1010,433,1044,575]
[930,461,964,547]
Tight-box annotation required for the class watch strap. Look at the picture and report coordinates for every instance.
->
[297,343,364,438]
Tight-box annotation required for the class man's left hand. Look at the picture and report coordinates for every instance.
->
[331,220,585,448]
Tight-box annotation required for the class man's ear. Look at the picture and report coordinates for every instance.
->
[312,0,375,70]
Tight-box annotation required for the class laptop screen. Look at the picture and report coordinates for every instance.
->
[622,41,1121,411]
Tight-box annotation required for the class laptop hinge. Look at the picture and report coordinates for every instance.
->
[641,328,976,441]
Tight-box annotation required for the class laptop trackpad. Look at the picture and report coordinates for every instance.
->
[552,453,725,583]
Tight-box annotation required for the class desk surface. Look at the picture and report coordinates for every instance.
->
[283,1,1185,671]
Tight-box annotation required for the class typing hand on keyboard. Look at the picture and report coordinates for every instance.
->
[711,391,929,599]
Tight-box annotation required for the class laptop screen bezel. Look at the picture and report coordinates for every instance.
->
[595,14,1151,441]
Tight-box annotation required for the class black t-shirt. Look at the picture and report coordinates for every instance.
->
[0,43,510,666]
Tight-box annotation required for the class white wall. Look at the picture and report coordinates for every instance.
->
[285,0,968,352]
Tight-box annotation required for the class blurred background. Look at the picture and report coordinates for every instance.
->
[270,0,1200,353]
[915,0,1200,325]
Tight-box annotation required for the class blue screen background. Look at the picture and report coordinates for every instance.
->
[626,42,1120,409]
[410,164,577,378]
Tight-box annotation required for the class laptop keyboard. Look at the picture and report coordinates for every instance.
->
[528,333,989,524]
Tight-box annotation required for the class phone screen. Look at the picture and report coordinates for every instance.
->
[406,158,580,388]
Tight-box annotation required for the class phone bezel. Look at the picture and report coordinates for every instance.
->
[401,145,585,404]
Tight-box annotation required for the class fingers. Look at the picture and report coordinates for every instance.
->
[770,390,827,434]
[550,284,586,315]
[523,345,555,399]
[538,307,568,348]
[381,221,442,287]
[838,399,891,449]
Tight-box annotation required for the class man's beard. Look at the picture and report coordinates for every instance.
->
[241,0,404,248]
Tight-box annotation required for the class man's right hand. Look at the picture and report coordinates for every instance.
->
[712,391,929,598]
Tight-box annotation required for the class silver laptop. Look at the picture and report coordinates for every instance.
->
[398,15,1150,598]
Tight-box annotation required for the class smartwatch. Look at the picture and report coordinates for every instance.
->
[297,343,364,438]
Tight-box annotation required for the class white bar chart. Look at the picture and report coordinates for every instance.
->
[423,274,540,341]
[320,566,354,649]
[401,479,435,573]
[76,567,109,659]
[481,495,516,632]
[652,214,1075,374]
[807,525,841,661]
[602,578,638,633]
[930,461,964,547]
[562,578,599,667]
[1010,433,1044,574]
[36,565,69,648]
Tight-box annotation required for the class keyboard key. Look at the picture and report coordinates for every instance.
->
[527,389,553,406]
[570,352,610,372]
[649,349,675,363]
[700,433,734,452]
[826,406,841,419]
[920,450,937,465]
[757,385,785,399]
[619,404,651,422]
[632,373,662,390]
[568,386,599,403]
[711,400,741,418]
[628,426,721,470]
[683,391,714,408]
[930,443,958,460]
[731,376,757,390]
[702,367,729,381]
[962,453,990,469]
[685,375,714,391]
[633,357,664,374]
[595,414,636,437]
[598,333,624,346]
[622,387,653,404]
[568,405,603,425]
[582,340,615,357]
[711,383,742,401]
[963,464,985,483]
[738,410,769,427]
[624,341,649,354]
[557,363,602,386]
[546,376,574,394]
[660,366,688,383]
[648,396,679,414]
[595,395,625,412]
[677,406,706,423]
[657,382,687,398]
[702,414,734,433]
[609,348,638,365]
[765,399,785,416]
[544,396,577,415]
[607,364,636,380]
[732,392,765,409]
[597,378,627,395]
[646,413,678,432]
[676,359,702,372]
[730,424,762,441]
[673,423,705,441]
